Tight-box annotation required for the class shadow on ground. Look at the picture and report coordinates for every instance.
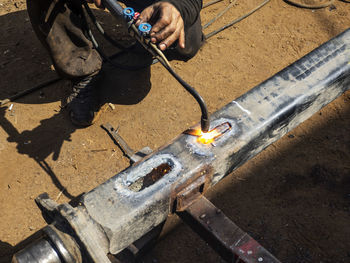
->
[0,241,13,263]
[0,7,152,199]
[0,7,151,105]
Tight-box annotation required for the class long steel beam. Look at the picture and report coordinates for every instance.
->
[13,29,350,262]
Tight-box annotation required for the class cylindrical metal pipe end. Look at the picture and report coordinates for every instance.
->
[12,237,62,263]
[12,224,82,263]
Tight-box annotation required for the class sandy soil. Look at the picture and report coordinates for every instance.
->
[0,0,350,262]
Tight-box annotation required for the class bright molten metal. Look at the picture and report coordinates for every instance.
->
[184,122,231,145]
[189,122,231,144]
[197,129,222,144]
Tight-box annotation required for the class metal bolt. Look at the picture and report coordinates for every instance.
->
[199,213,206,219]
[258,257,264,262]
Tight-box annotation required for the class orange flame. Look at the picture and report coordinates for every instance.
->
[197,129,222,144]
[192,122,232,144]
[184,122,231,145]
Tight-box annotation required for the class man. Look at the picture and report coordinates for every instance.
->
[26,0,204,126]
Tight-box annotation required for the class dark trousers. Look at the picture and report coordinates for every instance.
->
[26,0,204,79]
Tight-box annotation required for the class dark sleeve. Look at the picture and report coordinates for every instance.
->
[161,0,202,27]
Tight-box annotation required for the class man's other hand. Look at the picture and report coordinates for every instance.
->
[137,2,185,51]
[86,0,103,9]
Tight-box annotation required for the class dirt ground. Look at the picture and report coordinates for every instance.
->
[0,0,350,262]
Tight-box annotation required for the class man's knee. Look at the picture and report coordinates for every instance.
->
[27,0,102,79]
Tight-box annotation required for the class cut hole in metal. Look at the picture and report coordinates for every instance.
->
[184,122,232,144]
[128,163,172,192]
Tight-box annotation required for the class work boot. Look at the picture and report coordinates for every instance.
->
[67,74,102,127]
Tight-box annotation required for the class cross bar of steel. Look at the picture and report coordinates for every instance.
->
[178,197,280,262]
[13,29,350,262]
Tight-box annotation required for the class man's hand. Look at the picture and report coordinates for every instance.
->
[136,2,185,51]
[86,0,103,9]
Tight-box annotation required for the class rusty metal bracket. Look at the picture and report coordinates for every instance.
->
[172,165,213,212]
[101,122,152,164]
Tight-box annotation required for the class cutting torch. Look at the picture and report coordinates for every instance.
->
[102,0,210,132]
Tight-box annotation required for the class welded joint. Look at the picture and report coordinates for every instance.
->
[171,165,214,212]
[113,153,183,197]
[185,118,240,156]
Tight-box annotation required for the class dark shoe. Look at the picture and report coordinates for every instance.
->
[67,74,102,127]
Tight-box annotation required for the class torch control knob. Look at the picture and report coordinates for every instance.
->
[138,23,152,36]
[123,7,135,21]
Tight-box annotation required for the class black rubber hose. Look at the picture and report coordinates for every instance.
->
[0,77,62,106]
[283,0,334,8]
[203,0,237,30]
[157,56,210,132]
[83,2,131,51]
[88,29,152,71]
[205,0,270,39]
[81,4,153,71]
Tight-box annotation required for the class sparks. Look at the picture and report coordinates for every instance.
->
[197,129,222,144]
[193,122,232,144]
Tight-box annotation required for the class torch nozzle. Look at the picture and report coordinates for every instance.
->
[184,122,231,145]
[201,116,210,133]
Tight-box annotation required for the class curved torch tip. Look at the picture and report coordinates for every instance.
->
[201,116,210,133]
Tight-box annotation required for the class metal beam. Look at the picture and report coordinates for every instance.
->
[82,28,350,255]
[13,28,350,262]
